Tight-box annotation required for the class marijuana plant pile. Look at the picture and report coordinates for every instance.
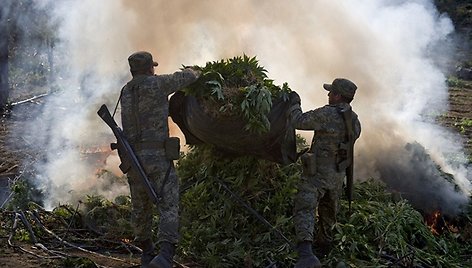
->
[169,55,298,164]
[183,55,292,134]
[176,143,472,267]
[176,145,300,267]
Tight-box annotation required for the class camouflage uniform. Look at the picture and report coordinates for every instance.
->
[291,79,361,248]
[120,52,199,245]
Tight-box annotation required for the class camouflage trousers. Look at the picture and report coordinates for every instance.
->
[293,164,344,244]
[127,151,180,245]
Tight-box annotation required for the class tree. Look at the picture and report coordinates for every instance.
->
[0,6,9,109]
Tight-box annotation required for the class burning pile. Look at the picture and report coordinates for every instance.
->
[376,141,470,217]
[169,55,298,164]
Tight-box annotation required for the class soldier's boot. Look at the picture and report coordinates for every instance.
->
[138,239,155,267]
[294,241,322,268]
[147,241,175,268]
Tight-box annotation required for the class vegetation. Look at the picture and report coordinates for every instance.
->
[175,142,472,267]
[435,0,472,29]
[446,76,468,88]
[4,141,471,267]
[456,118,472,134]
[177,144,300,267]
[183,55,292,134]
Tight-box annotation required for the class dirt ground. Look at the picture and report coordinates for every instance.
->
[0,239,141,268]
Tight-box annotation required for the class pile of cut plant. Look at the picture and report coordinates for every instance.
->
[169,55,298,164]
[182,55,293,134]
[176,142,472,268]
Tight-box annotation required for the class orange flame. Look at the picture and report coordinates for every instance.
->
[425,210,459,235]
[425,210,441,235]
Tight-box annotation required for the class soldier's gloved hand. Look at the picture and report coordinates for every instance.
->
[289,91,301,105]
[288,92,302,125]
[186,67,202,78]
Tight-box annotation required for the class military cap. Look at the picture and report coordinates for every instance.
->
[323,78,357,98]
[128,51,158,72]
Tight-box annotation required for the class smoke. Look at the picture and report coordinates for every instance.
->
[11,0,471,212]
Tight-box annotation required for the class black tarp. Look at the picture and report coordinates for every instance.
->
[169,91,297,165]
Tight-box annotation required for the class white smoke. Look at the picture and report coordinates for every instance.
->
[15,0,470,210]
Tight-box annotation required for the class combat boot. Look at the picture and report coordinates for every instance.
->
[294,241,322,268]
[137,239,155,267]
[147,241,175,268]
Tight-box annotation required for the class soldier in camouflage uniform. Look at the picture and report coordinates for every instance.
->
[120,51,200,268]
[290,78,361,268]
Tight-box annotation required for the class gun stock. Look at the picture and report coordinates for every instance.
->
[97,104,161,205]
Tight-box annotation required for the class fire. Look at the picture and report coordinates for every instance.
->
[121,238,132,243]
[79,144,123,176]
[79,144,113,165]
[425,210,442,235]
[80,145,112,154]
[425,210,459,235]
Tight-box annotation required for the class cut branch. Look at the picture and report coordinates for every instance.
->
[11,93,48,106]
[28,210,135,265]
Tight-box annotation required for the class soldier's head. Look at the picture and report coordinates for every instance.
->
[323,78,357,104]
[128,51,158,76]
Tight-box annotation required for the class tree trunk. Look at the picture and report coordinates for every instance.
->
[0,7,9,109]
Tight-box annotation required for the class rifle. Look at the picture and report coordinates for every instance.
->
[97,104,161,205]
[338,106,354,213]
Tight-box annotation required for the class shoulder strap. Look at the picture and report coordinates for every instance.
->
[112,85,126,118]
[112,76,148,117]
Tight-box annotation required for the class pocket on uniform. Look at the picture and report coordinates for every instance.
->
[300,152,317,175]
[165,137,180,160]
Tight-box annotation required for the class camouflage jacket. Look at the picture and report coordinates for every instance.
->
[120,69,199,146]
[292,102,361,161]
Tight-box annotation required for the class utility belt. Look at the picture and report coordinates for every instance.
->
[116,137,181,174]
[300,148,348,176]
[133,141,165,150]
[132,137,181,160]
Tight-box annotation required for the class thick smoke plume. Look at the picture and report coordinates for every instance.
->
[10,0,471,212]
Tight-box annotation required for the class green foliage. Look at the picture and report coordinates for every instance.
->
[82,194,133,239]
[177,145,300,267]
[8,180,30,210]
[455,118,472,134]
[330,180,452,267]
[240,84,272,133]
[7,179,41,210]
[446,76,468,88]
[182,55,292,134]
[61,256,97,268]
[434,0,472,28]
[177,144,472,267]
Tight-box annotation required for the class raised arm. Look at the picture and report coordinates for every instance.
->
[289,92,324,131]
[159,68,201,95]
